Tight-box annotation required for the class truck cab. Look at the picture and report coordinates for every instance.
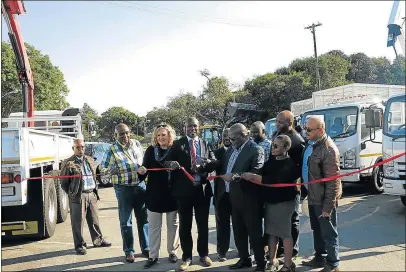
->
[301,102,385,193]
[265,118,276,140]
[365,94,406,206]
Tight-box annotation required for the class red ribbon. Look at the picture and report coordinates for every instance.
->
[21,152,405,187]
[207,152,406,188]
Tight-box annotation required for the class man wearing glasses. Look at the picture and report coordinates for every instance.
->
[60,139,112,255]
[272,110,305,262]
[101,123,149,263]
[301,116,341,272]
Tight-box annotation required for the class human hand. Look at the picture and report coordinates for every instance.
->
[169,161,180,170]
[222,173,234,182]
[296,178,301,192]
[321,211,330,218]
[137,166,147,175]
[240,173,259,182]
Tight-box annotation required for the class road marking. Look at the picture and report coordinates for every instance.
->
[339,206,380,228]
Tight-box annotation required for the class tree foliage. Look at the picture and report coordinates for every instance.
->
[1,41,70,117]
[97,106,139,142]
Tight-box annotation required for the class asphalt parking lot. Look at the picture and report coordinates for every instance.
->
[2,184,405,271]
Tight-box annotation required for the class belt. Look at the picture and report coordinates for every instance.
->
[82,189,94,194]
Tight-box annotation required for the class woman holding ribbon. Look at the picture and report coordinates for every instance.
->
[138,124,180,269]
[241,135,300,272]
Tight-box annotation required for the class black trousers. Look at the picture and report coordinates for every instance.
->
[277,194,300,256]
[177,193,211,260]
[232,196,265,267]
[215,192,232,255]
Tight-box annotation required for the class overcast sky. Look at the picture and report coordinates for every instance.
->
[1,1,401,116]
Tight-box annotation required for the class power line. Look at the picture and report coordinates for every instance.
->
[105,1,286,30]
[305,22,322,92]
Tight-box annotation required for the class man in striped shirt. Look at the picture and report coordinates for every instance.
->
[101,123,149,263]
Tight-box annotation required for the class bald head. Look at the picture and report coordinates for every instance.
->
[229,123,249,148]
[305,116,325,141]
[115,123,131,145]
[250,121,266,142]
[276,110,294,133]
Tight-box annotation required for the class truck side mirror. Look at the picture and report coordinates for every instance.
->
[361,142,366,150]
[365,109,383,128]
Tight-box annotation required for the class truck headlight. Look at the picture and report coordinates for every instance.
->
[344,159,355,168]
[383,165,396,178]
[383,152,394,167]
[344,148,356,160]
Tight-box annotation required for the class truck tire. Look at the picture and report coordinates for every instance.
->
[43,177,58,238]
[370,164,384,194]
[51,170,68,223]
[401,196,406,207]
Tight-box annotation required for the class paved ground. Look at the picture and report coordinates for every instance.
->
[2,184,405,271]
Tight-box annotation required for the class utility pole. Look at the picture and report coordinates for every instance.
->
[305,22,322,91]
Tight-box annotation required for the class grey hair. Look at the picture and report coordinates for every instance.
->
[274,134,292,150]
[73,138,84,146]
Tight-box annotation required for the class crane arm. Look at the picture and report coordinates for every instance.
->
[387,0,405,57]
[1,0,34,124]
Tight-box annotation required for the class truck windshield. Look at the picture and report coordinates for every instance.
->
[265,119,276,139]
[302,106,358,139]
[384,96,406,138]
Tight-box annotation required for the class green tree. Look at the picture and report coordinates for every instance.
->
[346,53,376,83]
[390,55,405,85]
[97,106,139,142]
[1,41,70,117]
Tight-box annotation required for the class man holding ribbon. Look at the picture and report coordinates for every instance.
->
[301,116,342,272]
[101,123,149,263]
[165,117,215,271]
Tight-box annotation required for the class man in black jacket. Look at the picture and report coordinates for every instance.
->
[271,110,305,260]
[212,128,232,261]
[204,123,266,271]
[167,117,215,271]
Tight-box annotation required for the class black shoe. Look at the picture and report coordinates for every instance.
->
[142,250,150,258]
[302,257,326,268]
[76,247,87,255]
[168,253,178,263]
[218,253,227,262]
[144,258,158,269]
[229,258,252,269]
[254,265,265,272]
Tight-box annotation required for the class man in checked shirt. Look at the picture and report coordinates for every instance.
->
[101,123,149,263]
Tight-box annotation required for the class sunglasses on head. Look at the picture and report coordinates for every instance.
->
[156,124,168,129]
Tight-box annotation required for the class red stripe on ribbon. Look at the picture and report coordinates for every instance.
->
[207,152,406,188]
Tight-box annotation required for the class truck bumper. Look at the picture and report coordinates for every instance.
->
[340,168,360,182]
[383,178,406,196]
[1,221,39,237]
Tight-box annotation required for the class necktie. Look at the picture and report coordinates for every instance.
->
[190,139,197,167]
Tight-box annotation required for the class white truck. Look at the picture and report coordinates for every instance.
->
[366,94,406,206]
[290,98,313,117]
[300,83,405,193]
[1,108,86,238]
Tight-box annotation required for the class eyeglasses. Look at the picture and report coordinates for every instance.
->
[272,143,285,149]
[119,131,130,136]
[229,135,241,142]
[74,146,85,149]
[305,127,319,133]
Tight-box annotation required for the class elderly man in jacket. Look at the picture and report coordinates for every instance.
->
[301,116,342,272]
[60,138,111,255]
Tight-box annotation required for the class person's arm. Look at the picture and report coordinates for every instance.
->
[101,146,116,173]
[322,146,341,214]
[138,146,152,181]
[249,145,265,175]
[60,159,71,193]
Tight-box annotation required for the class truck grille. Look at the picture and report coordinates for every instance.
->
[396,161,405,180]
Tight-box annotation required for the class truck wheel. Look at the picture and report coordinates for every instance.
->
[51,170,68,223]
[43,177,57,238]
[370,164,384,194]
[401,196,406,207]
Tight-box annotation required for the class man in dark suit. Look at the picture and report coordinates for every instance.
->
[212,128,232,262]
[167,117,215,271]
[272,110,305,261]
[205,123,265,271]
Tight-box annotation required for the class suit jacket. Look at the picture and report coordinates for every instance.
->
[207,140,264,207]
[212,146,228,206]
[60,155,100,202]
[168,136,215,198]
